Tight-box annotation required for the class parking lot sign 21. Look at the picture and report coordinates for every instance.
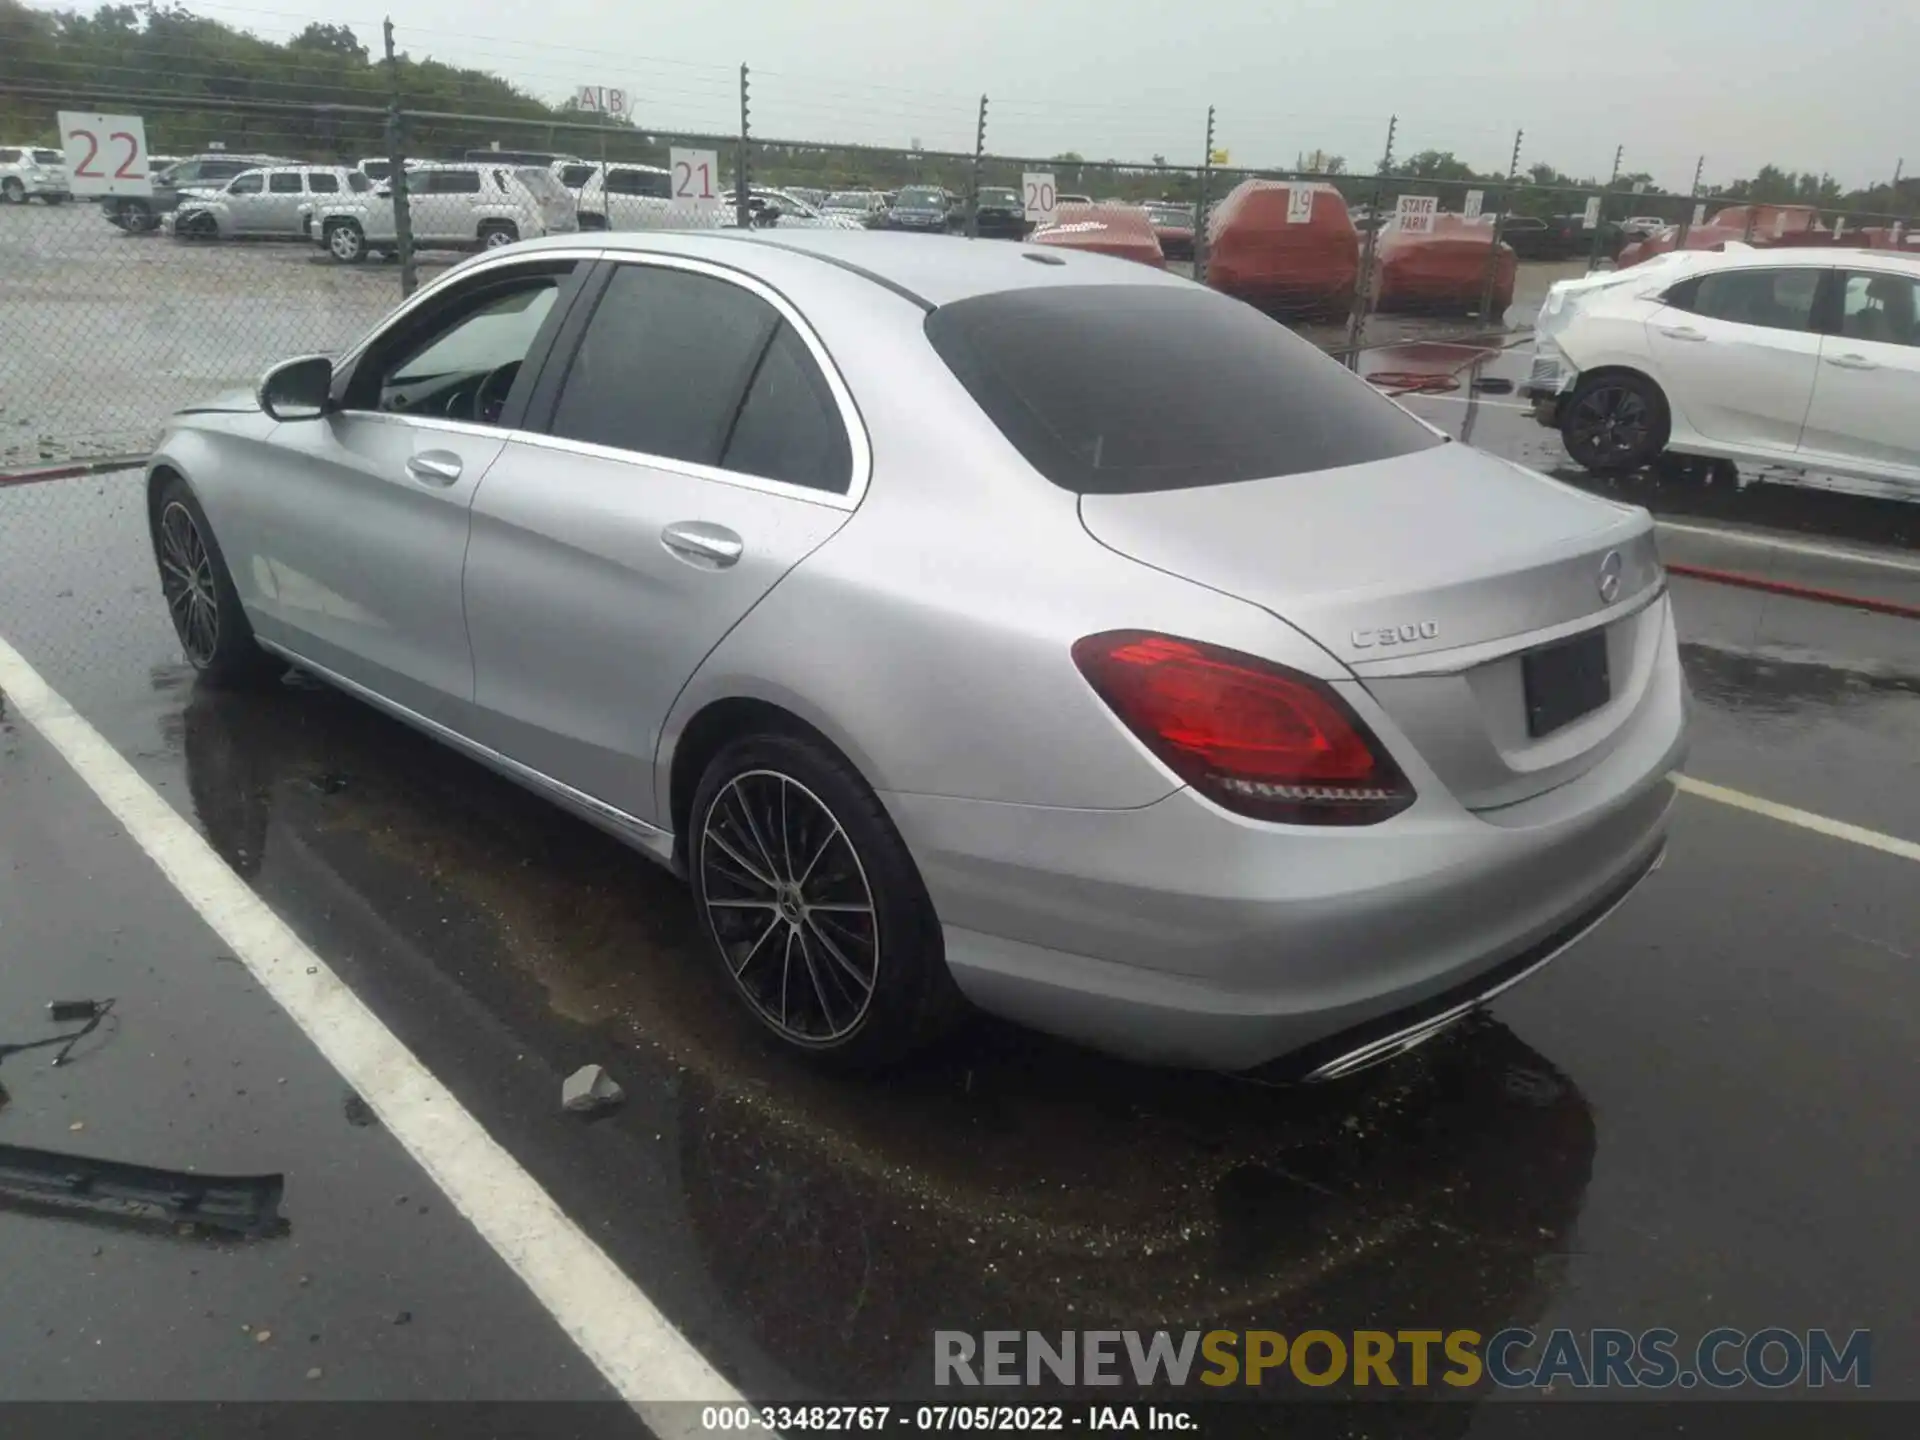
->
[1023,173,1057,225]
[669,148,720,214]
[1395,195,1437,234]
[57,112,150,197]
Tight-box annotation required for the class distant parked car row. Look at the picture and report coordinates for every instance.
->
[0,144,71,204]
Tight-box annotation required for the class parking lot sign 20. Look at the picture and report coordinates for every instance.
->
[1024,172,1057,224]
[57,111,151,197]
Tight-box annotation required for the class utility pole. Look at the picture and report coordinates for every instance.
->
[1678,154,1705,242]
[382,18,417,296]
[736,64,752,231]
[1478,127,1523,321]
[966,95,987,238]
[1193,106,1216,282]
[1586,143,1621,273]
[1344,113,1396,364]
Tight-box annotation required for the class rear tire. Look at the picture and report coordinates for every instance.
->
[150,475,285,687]
[1561,371,1670,474]
[479,221,518,250]
[122,201,157,233]
[689,732,961,1069]
[324,219,368,263]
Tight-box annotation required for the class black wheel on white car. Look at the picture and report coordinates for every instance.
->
[689,732,960,1068]
[324,219,367,263]
[1,179,23,204]
[150,475,285,687]
[1561,371,1669,474]
[179,211,218,241]
[478,221,518,249]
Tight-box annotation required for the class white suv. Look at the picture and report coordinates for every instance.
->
[169,165,368,240]
[568,162,711,231]
[311,162,578,262]
[0,145,71,204]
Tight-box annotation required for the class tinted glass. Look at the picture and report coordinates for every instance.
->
[549,266,776,465]
[428,170,482,194]
[926,285,1443,494]
[1838,271,1920,346]
[0,150,19,163]
[348,172,371,192]
[369,277,561,419]
[558,164,596,188]
[360,160,391,180]
[898,187,944,206]
[307,172,339,194]
[980,189,1020,206]
[228,172,263,194]
[722,324,852,493]
[268,172,302,193]
[32,149,61,164]
[1679,268,1819,331]
[605,168,670,197]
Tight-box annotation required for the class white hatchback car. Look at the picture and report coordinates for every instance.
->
[311,162,578,261]
[1526,247,1920,490]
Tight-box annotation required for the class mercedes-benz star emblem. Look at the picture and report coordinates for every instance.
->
[1597,549,1624,604]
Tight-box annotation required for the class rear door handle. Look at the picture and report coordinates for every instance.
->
[1824,353,1878,370]
[1657,325,1706,341]
[405,450,463,485]
[661,521,744,569]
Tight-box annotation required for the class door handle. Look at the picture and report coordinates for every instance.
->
[1657,325,1706,341]
[661,521,744,569]
[1824,353,1878,370]
[405,451,463,485]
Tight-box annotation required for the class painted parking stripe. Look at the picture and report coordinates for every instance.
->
[1677,775,1920,863]
[0,633,753,1435]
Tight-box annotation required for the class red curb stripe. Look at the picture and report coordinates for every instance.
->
[1667,562,1920,620]
[0,457,147,488]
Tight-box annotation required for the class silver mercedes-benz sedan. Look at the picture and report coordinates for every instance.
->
[146,230,1688,1076]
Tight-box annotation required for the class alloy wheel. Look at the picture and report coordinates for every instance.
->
[158,501,220,667]
[328,224,362,261]
[699,769,880,1045]
[483,227,515,248]
[1566,384,1650,464]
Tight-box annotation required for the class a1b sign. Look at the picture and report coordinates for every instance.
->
[1462,189,1483,221]
[1285,186,1314,224]
[1395,194,1437,234]
[669,148,720,215]
[58,111,150,197]
[1023,172,1057,225]
[1582,196,1602,230]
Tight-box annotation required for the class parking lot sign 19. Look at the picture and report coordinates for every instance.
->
[1394,195,1437,234]
[57,112,150,197]
[1023,173,1057,225]
[1286,186,1314,224]
[669,148,720,215]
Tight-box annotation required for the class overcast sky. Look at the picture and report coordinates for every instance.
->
[49,0,1918,191]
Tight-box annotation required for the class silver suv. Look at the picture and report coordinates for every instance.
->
[0,145,70,204]
[311,162,578,262]
[101,152,286,231]
[169,165,369,240]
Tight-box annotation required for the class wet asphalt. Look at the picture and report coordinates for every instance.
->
[1,240,1918,1418]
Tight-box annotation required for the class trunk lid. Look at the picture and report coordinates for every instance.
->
[1078,443,1666,809]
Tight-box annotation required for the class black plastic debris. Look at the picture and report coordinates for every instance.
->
[0,1144,287,1237]
[3,998,115,1069]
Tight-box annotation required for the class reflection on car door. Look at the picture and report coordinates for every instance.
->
[222,171,266,234]
[246,259,586,729]
[462,258,860,823]
[1798,269,1920,477]
[262,171,306,235]
[1644,265,1827,452]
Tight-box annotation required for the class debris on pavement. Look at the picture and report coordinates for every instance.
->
[0,1142,288,1236]
[562,1064,624,1115]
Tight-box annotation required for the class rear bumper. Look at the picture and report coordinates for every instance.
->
[884,606,1688,1072]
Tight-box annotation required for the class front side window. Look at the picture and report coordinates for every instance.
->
[1673,267,1820,332]
[353,271,566,423]
[228,172,263,195]
[1837,271,1920,347]
[269,172,302,194]
[926,284,1442,494]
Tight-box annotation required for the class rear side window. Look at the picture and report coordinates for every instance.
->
[427,170,482,195]
[558,163,596,188]
[549,265,776,466]
[605,168,671,198]
[348,172,371,192]
[269,172,302,194]
[1669,268,1820,332]
[1837,271,1920,347]
[33,149,61,164]
[0,149,20,163]
[307,172,339,194]
[925,285,1442,493]
[721,324,852,493]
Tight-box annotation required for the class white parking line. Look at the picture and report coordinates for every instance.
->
[1677,775,1920,863]
[0,633,749,1434]
[1656,519,1920,574]
[1392,393,1535,411]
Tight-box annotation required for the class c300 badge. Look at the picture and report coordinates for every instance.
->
[1350,621,1439,650]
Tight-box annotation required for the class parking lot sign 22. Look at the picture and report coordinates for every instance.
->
[1023,173,1057,225]
[57,112,150,197]
[669,148,720,214]
[1394,195,1437,234]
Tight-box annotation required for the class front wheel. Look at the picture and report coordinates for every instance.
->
[1,179,24,205]
[150,476,285,686]
[324,219,367,263]
[478,221,518,250]
[689,733,960,1068]
[1561,372,1670,474]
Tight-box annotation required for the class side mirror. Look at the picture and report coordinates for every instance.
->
[257,354,334,422]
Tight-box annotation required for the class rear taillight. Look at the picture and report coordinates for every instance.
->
[1071,631,1414,825]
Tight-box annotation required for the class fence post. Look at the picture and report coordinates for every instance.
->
[1678,154,1704,244]
[1193,106,1215,283]
[1477,127,1522,322]
[1586,143,1621,274]
[966,94,987,239]
[382,18,417,298]
[736,64,752,231]
[1345,113,1396,366]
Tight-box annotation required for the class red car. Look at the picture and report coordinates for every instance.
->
[1374,214,1516,316]
[1027,203,1166,267]
[1203,180,1359,317]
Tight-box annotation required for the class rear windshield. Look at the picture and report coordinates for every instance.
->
[925,285,1443,494]
[898,187,944,206]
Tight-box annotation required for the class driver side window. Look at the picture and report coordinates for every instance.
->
[349,271,567,424]
[229,172,264,195]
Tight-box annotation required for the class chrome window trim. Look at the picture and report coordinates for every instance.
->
[502,429,860,512]
[255,639,679,871]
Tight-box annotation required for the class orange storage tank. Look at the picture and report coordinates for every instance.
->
[1026,203,1165,268]
[1373,214,1515,316]
[1202,179,1358,317]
